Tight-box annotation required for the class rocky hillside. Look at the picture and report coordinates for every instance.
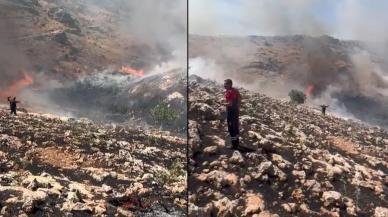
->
[0,0,165,78]
[43,68,187,134]
[188,75,387,217]
[189,35,367,81]
[0,107,186,217]
[1,0,186,133]
[189,34,388,128]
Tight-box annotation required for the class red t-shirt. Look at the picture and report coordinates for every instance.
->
[225,88,240,110]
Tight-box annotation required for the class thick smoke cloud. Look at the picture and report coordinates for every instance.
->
[88,0,186,58]
[239,0,327,36]
[0,18,32,92]
[190,0,388,41]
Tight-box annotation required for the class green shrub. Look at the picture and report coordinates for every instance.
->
[153,159,185,185]
[150,103,179,124]
[288,89,306,104]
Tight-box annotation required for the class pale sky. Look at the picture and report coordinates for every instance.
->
[189,0,388,41]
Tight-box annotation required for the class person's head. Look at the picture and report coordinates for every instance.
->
[224,79,233,90]
[13,97,16,100]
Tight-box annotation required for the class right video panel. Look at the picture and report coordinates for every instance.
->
[188,1,388,216]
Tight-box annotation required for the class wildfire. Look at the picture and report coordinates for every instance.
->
[119,66,144,77]
[0,72,34,99]
[305,84,315,97]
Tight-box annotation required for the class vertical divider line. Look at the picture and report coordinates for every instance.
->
[186,0,189,215]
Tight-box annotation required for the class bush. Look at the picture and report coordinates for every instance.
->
[150,102,179,124]
[153,159,185,185]
[288,89,306,104]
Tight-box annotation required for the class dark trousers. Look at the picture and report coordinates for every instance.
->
[10,108,16,115]
[227,108,239,148]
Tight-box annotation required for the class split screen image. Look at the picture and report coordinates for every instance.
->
[0,0,387,217]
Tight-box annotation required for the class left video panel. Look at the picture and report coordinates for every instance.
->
[0,0,187,216]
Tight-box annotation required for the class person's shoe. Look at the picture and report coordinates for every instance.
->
[231,139,239,150]
[236,145,255,152]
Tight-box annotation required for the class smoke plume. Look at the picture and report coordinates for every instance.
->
[0,16,33,97]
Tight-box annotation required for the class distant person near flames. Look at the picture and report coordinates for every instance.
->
[320,105,329,115]
[224,79,241,149]
[7,97,20,115]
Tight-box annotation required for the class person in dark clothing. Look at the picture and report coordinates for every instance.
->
[320,105,329,115]
[7,97,20,115]
[224,79,241,149]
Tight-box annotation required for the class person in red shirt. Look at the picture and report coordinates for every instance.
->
[224,79,241,149]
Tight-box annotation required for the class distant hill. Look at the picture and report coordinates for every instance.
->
[189,34,388,128]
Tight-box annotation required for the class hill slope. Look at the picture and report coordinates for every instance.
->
[0,0,167,79]
[0,0,186,132]
[0,108,186,216]
[189,34,388,128]
[188,75,387,217]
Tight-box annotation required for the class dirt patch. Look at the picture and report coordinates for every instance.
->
[35,147,90,169]
[329,136,359,155]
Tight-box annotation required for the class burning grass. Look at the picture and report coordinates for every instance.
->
[0,72,34,99]
[119,66,144,77]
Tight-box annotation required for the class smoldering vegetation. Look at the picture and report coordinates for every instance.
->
[0,0,187,134]
[21,68,187,134]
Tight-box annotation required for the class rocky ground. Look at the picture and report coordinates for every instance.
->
[188,75,387,217]
[0,107,186,217]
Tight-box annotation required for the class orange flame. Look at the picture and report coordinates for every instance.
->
[0,72,34,98]
[119,66,144,77]
[305,84,315,97]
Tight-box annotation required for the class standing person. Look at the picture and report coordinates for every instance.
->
[320,105,329,115]
[7,97,12,112]
[224,79,241,149]
[7,97,20,115]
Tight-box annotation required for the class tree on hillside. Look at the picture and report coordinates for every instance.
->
[288,89,306,104]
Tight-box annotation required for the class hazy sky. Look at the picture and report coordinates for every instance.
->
[189,0,388,41]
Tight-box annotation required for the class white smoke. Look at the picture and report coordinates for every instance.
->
[189,57,225,83]
[190,0,388,42]
[109,0,187,56]
[189,56,301,99]
[349,50,388,97]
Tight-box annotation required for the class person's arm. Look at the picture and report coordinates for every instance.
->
[237,91,242,108]
[224,91,231,107]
